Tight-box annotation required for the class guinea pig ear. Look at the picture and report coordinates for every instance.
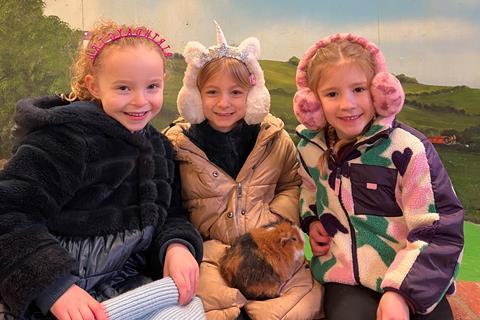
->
[280,233,296,246]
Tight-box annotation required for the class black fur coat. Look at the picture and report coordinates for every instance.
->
[0,96,203,318]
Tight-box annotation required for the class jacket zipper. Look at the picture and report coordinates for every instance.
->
[177,134,272,239]
[235,183,243,236]
[335,164,361,285]
[299,125,391,285]
[337,128,392,284]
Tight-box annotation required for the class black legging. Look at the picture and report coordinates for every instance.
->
[324,283,453,320]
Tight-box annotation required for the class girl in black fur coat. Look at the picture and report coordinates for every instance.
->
[0,21,204,320]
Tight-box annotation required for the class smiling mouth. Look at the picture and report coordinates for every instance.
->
[339,115,361,121]
[215,112,234,117]
[125,111,149,118]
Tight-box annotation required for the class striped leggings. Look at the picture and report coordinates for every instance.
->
[0,277,204,320]
[102,277,205,320]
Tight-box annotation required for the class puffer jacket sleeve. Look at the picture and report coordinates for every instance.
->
[148,137,203,274]
[269,130,302,225]
[0,126,86,317]
[381,137,464,314]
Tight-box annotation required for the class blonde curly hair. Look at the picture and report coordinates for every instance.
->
[65,21,167,102]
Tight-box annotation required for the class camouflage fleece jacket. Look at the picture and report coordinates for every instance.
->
[296,116,464,315]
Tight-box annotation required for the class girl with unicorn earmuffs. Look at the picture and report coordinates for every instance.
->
[165,22,323,320]
[294,33,464,320]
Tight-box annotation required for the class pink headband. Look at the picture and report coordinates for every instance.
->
[293,33,405,130]
[86,27,173,64]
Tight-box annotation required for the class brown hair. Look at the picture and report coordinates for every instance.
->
[65,21,167,102]
[307,40,376,175]
[197,57,250,91]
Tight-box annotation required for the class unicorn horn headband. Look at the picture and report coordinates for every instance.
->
[86,27,173,64]
[176,21,270,125]
[197,20,250,63]
[214,20,226,46]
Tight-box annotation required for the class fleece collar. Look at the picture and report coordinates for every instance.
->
[13,96,155,150]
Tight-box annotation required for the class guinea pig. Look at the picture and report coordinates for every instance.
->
[219,220,305,300]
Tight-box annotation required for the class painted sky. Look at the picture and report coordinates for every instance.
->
[44,0,480,88]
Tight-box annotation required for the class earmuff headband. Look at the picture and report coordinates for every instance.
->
[293,33,405,130]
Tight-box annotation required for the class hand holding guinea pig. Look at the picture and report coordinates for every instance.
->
[219,220,305,300]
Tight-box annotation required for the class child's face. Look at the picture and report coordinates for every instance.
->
[200,71,248,133]
[86,45,165,133]
[316,61,375,140]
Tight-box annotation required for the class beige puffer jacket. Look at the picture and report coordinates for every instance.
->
[166,114,323,320]
[166,114,301,244]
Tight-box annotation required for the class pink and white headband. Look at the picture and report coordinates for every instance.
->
[86,27,173,64]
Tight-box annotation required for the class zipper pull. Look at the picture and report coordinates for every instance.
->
[237,183,243,198]
[334,169,341,196]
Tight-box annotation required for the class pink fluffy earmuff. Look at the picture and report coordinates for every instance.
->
[293,33,405,130]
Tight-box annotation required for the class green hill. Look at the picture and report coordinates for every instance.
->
[405,86,480,116]
[397,104,480,134]
[260,60,297,94]
[399,77,449,94]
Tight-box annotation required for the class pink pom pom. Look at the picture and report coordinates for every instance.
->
[249,74,257,86]
[371,72,405,117]
[293,88,326,130]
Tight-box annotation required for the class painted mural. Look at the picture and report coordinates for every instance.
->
[0,0,479,222]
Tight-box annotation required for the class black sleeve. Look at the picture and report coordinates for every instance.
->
[146,138,203,277]
[0,126,86,317]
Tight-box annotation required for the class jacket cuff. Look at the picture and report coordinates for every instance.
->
[158,238,196,265]
[34,274,79,315]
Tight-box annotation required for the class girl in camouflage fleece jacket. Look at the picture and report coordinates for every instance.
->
[293,33,463,320]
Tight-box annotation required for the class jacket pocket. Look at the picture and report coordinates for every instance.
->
[349,163,402,217]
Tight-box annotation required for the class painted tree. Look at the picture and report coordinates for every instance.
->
[0,0,80,158]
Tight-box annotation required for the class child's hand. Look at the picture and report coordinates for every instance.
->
[377,291,410,320]
[309,220,330,256]
[50,284,108,320]
[163,243,199,305]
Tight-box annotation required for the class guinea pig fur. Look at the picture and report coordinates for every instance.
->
[219,220,305,300]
